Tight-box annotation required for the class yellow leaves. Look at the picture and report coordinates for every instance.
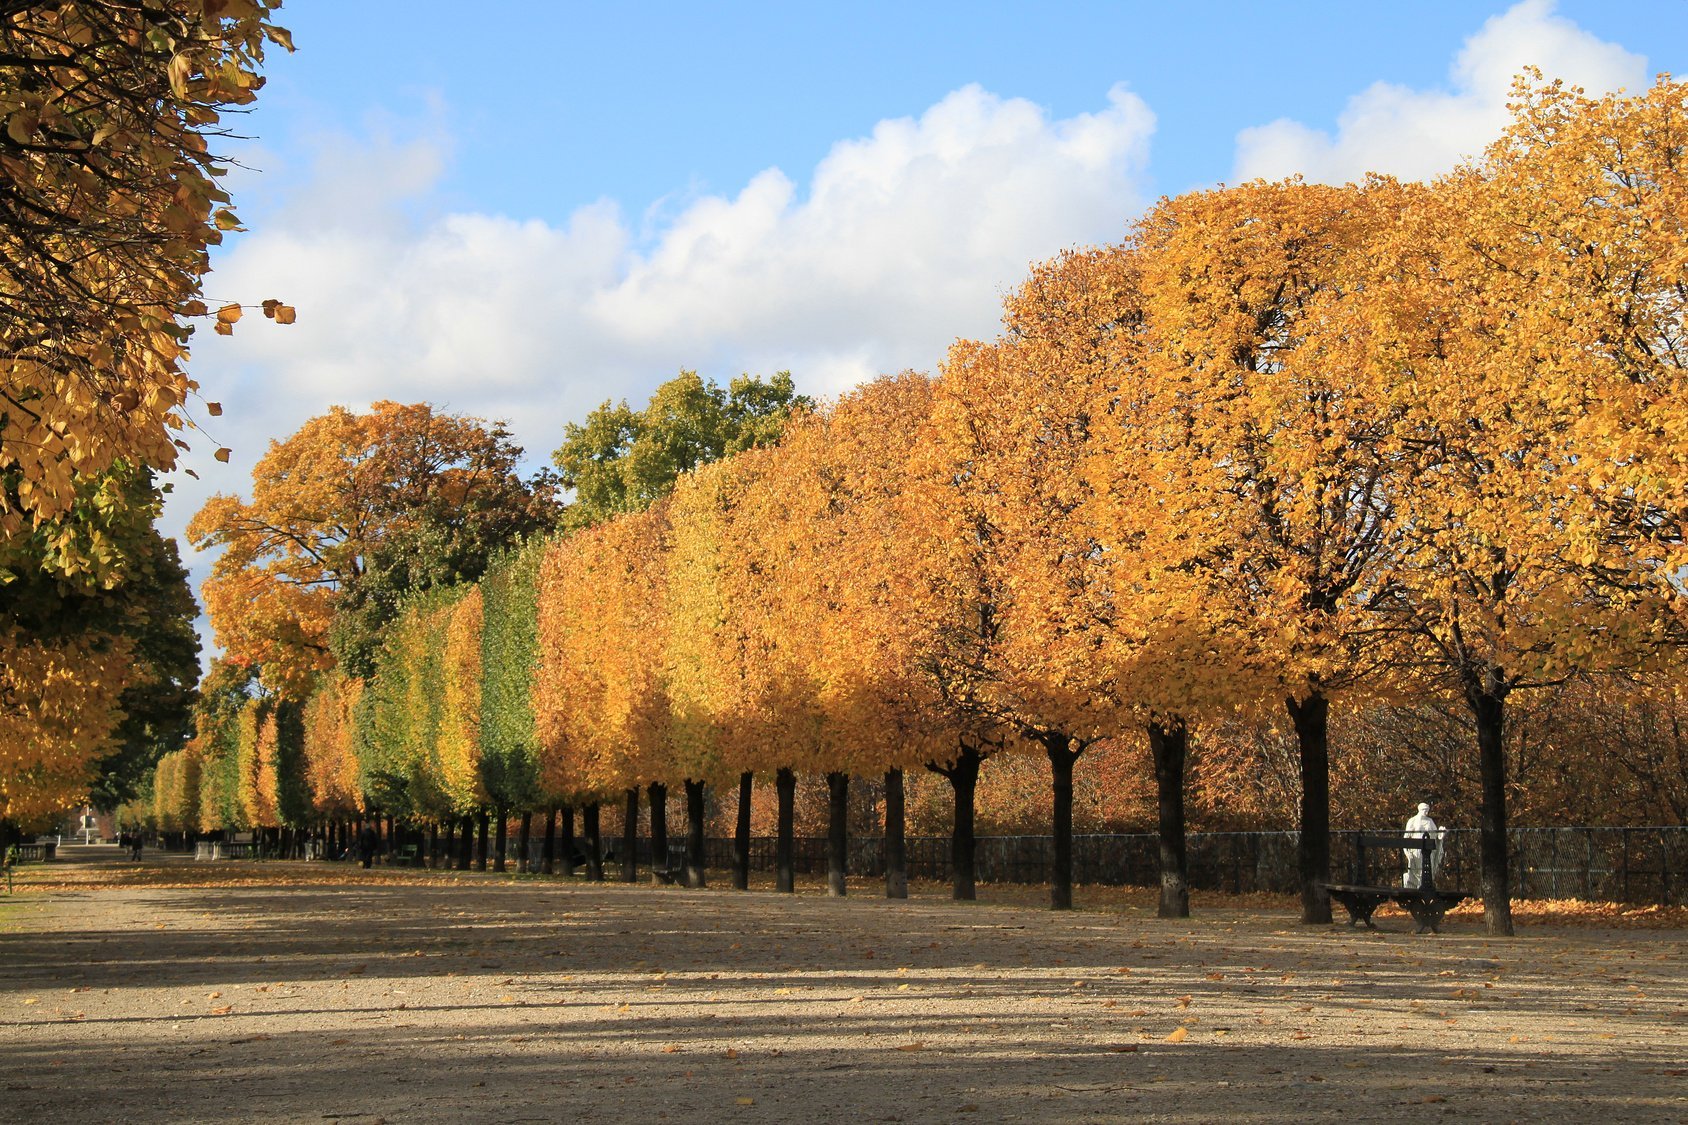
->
[0,629,132,823]
[213,447,231,463]
[1164,1027,1189,1042]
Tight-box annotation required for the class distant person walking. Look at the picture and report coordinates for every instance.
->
[357,824,379,869]
[129,830,143,861]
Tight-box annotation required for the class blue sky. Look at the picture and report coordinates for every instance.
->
[175,0,1688,645]
[231,1,1688,227]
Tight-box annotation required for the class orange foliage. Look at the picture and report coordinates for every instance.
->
[190,401,538,698]
[301,673,363,817]
[535,504,674,797]
[0,629,131,825]
[438,587,484,810]
[1,1,291,542]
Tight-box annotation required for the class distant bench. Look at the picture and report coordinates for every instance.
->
[6,842,55,863]
[1323,834,1468,934]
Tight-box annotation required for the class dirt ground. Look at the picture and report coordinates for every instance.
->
[2,848,1684,1124]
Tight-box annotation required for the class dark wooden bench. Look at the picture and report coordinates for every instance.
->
[1324,834,1468,934]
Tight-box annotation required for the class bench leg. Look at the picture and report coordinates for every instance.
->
[1328,894,1381,929]
[1401,899,1446,934]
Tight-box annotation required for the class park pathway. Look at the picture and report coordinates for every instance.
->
[1,859,1684,1123]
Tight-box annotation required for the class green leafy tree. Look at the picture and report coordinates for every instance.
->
[479,539,546,813]
[552,370,810,529]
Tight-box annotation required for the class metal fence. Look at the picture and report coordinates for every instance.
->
[668,827,1681,904]
[480,825,1684,904]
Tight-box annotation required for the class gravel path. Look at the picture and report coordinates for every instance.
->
[2,852,1684,1123]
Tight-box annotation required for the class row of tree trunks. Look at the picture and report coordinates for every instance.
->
[622,788,640,883]
[684,779,706,887]
[884,767,908,899]
[1149,717,1191,919]
[775,767,796,892]
[927,739,985,900]
[1287,689,1332,925]
[305,731,1199,917]
[734,771,753,890]
[560,806,575,876]
[1470,676,1515,936]
[542,808,557,874]
[1037,731,1086,911]
[582,803,604,880]
[826,771,849,896]
[647,782,667,881]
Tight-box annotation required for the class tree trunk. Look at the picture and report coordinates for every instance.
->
[648,782,668,882]
[928,740,984,900]
[475,810,490,872]
[457,814,473,870]
[428,822,439,869]
[733,771,753,890]
[621,787,639,883]
[517,811,532,875]
[684,779,707,888]
[541,808,556,875]
[441,819,453,869]
[582,802,604,881]
[1148,717,1190,918]
[883,767,908,899]
[1468,674,1515,936]
[1043,731,1083,911]
[826,771,849,897]
[560,806,576,876]
[1286,688,1332,924]
[493,808,509,873]
[775,767,796,893]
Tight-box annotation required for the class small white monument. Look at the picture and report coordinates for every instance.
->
[1402,802,1445,889]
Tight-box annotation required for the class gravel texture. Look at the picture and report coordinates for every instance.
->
[1,849,1684,1123]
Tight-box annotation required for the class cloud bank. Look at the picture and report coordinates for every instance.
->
[185,83,1154,478]
[1233,0,1647,185]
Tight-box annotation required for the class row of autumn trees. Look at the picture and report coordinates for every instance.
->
[149,76,1688,937]
[1,2,293,835]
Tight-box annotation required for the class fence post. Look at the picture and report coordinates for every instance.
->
[1619,828,1629,902]
[1662,829,1673,906]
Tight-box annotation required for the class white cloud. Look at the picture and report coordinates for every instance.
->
[1233,0,1648,184]
[167,82,1157,636]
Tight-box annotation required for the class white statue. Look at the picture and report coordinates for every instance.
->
[1404,800,1444,891]
[1402,802,1444,889]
